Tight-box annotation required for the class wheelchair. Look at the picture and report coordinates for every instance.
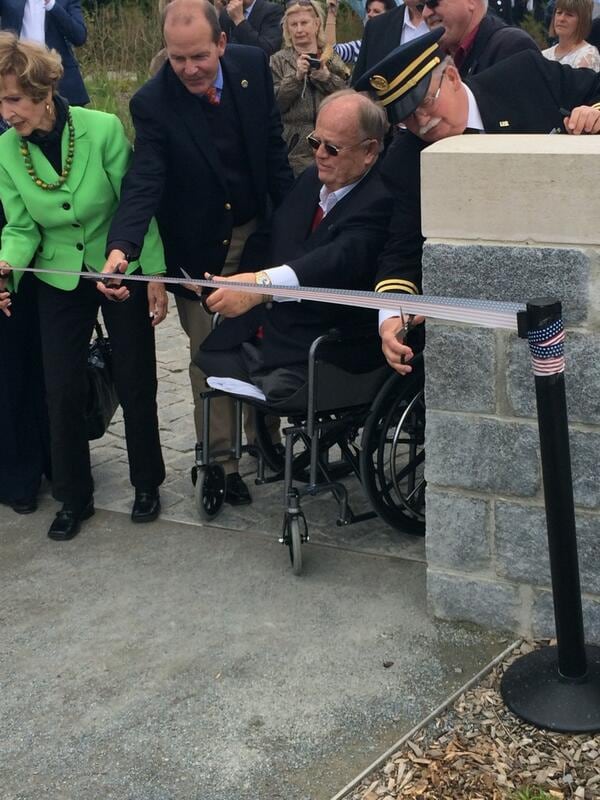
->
[191,328,426,575]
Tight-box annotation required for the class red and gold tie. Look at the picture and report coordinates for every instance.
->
[204,86,220,105]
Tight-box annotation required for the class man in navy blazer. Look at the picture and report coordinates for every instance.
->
[195,91,392,412]
[105,0,293,505]
[216,0,283,56]
[0,0,88,104]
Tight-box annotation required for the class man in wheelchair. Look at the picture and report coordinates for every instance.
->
[194,90,392,415]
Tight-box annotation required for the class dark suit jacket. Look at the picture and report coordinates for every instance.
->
[589,18,600,51]
[459,12,537,77]
[219,0,283,56]
[376,50,600,296]
[352,7,535,86]
[201,162,392,369]
[0,0,88,105]
[107,45,293,299]
[352,4,405,87]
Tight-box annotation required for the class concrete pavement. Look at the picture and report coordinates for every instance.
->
[0,311,508,800]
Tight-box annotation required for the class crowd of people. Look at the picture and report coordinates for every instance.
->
[0,0,599,541]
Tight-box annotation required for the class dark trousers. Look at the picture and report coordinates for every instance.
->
[0,273,50,503]
[36,277,165,507]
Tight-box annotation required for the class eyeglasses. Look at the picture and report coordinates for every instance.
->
[306,133,372,156]
[414,67,447,113]
[422,0,440,8]
[286,0,314,7]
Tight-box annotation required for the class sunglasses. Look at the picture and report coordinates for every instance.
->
[306,133,372,156]
[422,0,440,8]
[286,0,314,6]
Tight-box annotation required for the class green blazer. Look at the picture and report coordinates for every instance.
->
[0,106,165,292]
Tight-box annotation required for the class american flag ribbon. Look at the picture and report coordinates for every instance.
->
[527,319,565,376]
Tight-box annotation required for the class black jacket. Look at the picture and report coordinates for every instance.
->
[376,50,600,297]
[201,163,392,369]
[219,0,283,56]
[352,7,536,86]
[352,4,406,87]
[459,12,537,77]
[107,45,293,298]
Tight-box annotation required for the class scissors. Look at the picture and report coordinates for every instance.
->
[395,310,415,365]
[180,268,215,313]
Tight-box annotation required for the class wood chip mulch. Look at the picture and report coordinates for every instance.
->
[348,641,600,800]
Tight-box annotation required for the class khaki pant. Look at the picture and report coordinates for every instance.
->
[175,219,277,473]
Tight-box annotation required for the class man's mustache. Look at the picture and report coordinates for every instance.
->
[419,117,441,136]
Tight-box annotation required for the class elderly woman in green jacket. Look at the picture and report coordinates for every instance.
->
[0,32,167,541]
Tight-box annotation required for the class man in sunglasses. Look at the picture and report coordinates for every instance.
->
[193,90,392,412]
[421,0,536,76]
[352,0,535,87]
[354,28,600,373]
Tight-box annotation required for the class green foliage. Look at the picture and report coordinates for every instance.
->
[511,787,556,800]
[520,12,550,49]
[80,0,363,136]
[81,0,164,136]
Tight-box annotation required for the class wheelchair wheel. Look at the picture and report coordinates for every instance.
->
[360,367,426,535]
[282,504,308,576]
[289,517,303,576]
[192,463,226,520]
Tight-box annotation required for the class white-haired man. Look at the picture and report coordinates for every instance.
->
[352,0,536,85]
[354,28,600,372]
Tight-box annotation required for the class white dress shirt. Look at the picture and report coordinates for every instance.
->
[21,0,55,44]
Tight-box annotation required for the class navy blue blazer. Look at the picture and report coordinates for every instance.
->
[201,163,393,370]
[0,0,89,105]
[219,0,283,57]
[107,45,294,299]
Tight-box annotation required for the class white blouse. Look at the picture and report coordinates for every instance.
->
[542,41,600,71]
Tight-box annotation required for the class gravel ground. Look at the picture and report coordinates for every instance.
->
[345,641,600,800]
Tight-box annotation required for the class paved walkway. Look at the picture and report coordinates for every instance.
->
[0,310,508,800]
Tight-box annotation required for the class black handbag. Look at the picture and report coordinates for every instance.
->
[85,321,119,441]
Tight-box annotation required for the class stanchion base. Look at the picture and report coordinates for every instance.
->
[500,644,600,732]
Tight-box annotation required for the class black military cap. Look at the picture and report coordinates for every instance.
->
[354,28,446,123]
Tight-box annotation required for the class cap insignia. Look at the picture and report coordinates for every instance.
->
[370,74,389,93]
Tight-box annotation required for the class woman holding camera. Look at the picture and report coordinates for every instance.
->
[270,0,348,176]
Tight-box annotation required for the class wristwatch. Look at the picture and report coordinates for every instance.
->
[255,271,273,305]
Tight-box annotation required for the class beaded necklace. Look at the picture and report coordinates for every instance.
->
[19,110,75,191]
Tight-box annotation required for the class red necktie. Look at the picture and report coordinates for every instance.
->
[311,205,324,231]
[204,86,220,105]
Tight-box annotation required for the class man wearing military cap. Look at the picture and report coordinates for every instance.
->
[354,28,600,372]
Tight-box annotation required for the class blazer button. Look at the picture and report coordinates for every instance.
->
[62,202,71,210]
[222,239,230,246]
[224,203,232,211]
[76,243,84,251]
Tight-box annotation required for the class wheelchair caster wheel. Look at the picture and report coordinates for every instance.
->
[289,518,302,576]
[282,511,308,576]
[193,464,226,520]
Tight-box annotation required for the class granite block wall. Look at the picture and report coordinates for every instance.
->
[420,136,600,643]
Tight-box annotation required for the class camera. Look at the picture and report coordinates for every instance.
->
[306,54,321,70]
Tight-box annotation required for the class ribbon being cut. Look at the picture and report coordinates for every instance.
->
[4,265,566,377]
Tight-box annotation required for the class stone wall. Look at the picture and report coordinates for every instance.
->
[420,136,600,643]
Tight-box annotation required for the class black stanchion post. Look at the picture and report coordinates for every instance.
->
[500,297,600,733]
